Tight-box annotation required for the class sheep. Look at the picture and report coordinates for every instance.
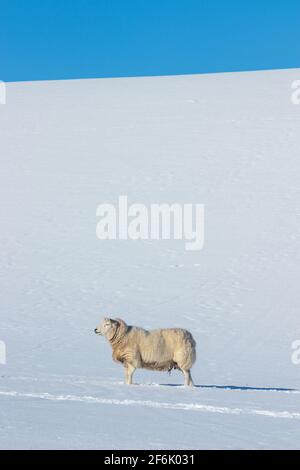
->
[94,317,196,386]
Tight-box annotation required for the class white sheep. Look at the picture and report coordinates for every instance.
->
[94,318,196,386]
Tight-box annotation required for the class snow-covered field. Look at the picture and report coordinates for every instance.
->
[0,69,300,449]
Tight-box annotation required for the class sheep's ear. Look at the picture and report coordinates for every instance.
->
[114,318,126,327]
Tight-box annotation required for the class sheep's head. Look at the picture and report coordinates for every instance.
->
[94,318,120,339]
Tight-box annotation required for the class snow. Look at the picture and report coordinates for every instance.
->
[0,69,300,449]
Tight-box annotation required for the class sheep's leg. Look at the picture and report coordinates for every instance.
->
[182,369,194,387]
[125,364,135,385]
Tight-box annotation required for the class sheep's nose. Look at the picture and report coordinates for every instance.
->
[94,328,98,333]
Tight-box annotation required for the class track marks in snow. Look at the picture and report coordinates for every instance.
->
[0,390,299,420]
[2,375,298,394]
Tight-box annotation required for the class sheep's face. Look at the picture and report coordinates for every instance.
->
[94,318,118,338]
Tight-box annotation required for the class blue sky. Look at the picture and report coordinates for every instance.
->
[1,0,300,82]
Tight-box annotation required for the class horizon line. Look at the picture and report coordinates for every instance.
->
[4,65,300,85]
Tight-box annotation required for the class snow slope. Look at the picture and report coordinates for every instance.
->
[0,69,300,449]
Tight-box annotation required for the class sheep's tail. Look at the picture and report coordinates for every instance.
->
[178,330,196,370]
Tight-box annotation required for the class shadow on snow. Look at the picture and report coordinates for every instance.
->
[160,384,297,392]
